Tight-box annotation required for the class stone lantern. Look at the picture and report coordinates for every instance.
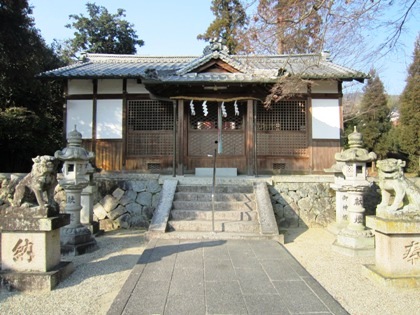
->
[332,127,377,256]
[55,126,97,255]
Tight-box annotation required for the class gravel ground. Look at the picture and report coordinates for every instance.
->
[0,228,418,315]
[0,229,147,315]
[284,228,420,315]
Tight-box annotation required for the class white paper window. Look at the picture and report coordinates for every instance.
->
[96,99,123,139]
[68,79,93,95]
[312,99,340,139]
[66,100,93,139]
[97,79,123,94]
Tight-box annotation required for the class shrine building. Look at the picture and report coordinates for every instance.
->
[39,42,367,175]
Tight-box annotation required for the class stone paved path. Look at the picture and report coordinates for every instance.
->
[107,238,348,315]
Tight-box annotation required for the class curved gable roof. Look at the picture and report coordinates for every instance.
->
[39,51,367,83]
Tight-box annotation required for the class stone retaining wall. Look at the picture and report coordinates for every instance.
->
[92,174,161,231]
[2,173,417,231]
[269,176,381,228]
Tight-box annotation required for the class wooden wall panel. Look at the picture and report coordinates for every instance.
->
[257,157,310,174]
[312,139,341,171]
[125,156,174,173]
[94,140,123,171]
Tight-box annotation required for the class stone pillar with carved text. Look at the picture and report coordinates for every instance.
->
[331,127,377,256]
[55,126,98,255]
[325,162,348,234]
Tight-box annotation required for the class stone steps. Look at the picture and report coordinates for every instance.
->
[167,220,260,233]
[172,200,256,211]
[175,185,254,194]
[167,184,261,235]
[170,209,258,221]
[173,192,254,202]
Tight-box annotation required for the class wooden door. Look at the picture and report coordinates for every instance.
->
[186,101,247,173]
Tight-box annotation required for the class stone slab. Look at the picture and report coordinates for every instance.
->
[366,215,420,234]
[61,239,98,256]
[362,264,420,288]
[0,214,70,232]
[0,261,74,292]
[148,179,178,234]
[195,167,237,177]
[254,181,280,237]
[332,240,375,257]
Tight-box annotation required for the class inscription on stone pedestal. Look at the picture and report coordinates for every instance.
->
[12,238,35,262]
[403,241,420,265]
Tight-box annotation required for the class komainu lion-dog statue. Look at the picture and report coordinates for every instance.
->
[376,158,420,217]
[12,155,58,210]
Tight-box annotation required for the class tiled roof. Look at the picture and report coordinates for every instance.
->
[39,52,367,83]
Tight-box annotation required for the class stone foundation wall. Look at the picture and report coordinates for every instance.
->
[2,173,416,231]
[269,176,381,228]
[92,174,161,231]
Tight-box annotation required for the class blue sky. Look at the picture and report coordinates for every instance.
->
[29,0,419,95]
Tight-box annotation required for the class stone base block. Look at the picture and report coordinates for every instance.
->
[327,222,348,235]
[362,264,420,289]
[366,216,420,274]
[60,225,98,256]
[61,239,98,256]
[1,229,61,272]
[195,168,237,177]
[0,261,74,292]
[332,240,375,257]
[332,229,375,257]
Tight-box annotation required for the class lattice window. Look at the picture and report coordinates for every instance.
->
[127,100,174,156]
[257,101,308,157]
[128,100,174,131]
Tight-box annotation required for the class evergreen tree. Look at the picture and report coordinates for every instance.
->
[397,35,420,174]
[198,0,248,54]
[346,69,391,157]
[0,0,64,171]
[65,3,144,58]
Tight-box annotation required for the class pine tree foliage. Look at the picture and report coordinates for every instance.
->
[197,0,248,54]
[0,0,64,172]
[65,3,144,57]
[397,34,420,173]
[346,69,391,157]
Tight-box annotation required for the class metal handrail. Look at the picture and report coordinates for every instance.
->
[209,141,218,232]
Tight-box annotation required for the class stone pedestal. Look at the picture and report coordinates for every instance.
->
[0,211,74,291]
[60,187,98,256]
[332,187,375,256]
[81,183,100,234]
[363,216,420,288]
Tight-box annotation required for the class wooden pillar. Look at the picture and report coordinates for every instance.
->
[122,79,127,169]
[246,99,255,176]
[63,80,68,145]
[92,79,98,159]
[307,83,313,172]
[172,100,177,177]
[338,81,344,147]
[177,100,185,175]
